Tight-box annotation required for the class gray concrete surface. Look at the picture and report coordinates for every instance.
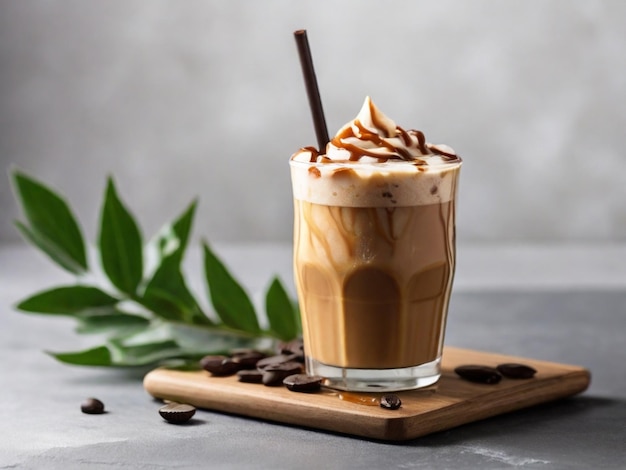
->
[1,243,625,469]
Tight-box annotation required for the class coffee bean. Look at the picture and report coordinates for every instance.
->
[262,361,303,386]
[215,358,243,376]
[237,369,264,383]
[263,369,295,386]
[200,355,242,376]
[496,363,537,379]
[380,394,402,410]
[278,338,305,359]
[291,354,305,364]
[159,403,196,424]
[81,397,105,414]
[200,354,228,371]
[283,374,323,392]
[256,354,300,370]
[262,361,303,374]
[232,350,267,369]
[454,365,502,384]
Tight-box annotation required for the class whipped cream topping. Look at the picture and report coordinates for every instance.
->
[291,97,458,164]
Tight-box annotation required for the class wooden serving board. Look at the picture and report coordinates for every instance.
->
[143,347,590,441]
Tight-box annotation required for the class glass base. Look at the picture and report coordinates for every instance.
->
[306,356,441,392]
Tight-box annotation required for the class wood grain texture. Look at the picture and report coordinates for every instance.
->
[143,347,590,441]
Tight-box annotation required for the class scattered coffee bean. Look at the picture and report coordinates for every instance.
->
[159,403,196,424]
[283,374,323,392]
[232,350,267,369]
[454,365,502,384]
[263,370,295,386]
[496,363,537,379]
[380,394,402,410]
[237,369,264,383]
[262,362,303,386]
[256,354,300,370]
[278,338,305,359]
[262,361,303,373]
[215,358,243,376]
[200,355,242,376]
[200,354,228,371]
[81,397,105,414]
[197,342,326,393]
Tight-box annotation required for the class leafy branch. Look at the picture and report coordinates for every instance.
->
[11,170,300,368]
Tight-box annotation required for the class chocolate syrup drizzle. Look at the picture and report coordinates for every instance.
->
[301,133,458,164]
[298,97,459,164]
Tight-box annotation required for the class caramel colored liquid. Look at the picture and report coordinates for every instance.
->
[293,200,456,370]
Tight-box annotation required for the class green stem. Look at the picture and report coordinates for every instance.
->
[161,317,279,342]
[125,293,281,343]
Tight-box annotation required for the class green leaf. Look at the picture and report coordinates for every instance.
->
[139,282,191,322]
[108,339,184,366]
[11,172,299,369]
[12,171,87,274]
[168,323,275,355]
[141,201,210,325]
[153,199,197,264]
[50,340,186,367]
[50,345,113,366]
[141,263,209,324]
[265,277,299,341]
[75,312,150,334]
[98,177,143,295]
[14,221,86,275]
[16,285,119,315]
[203,242,260,334]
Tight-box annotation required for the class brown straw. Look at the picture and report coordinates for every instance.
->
[294,29,330,151]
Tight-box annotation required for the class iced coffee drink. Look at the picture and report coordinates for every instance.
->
[290,97,461,391]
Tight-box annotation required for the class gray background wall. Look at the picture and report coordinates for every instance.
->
[2,0,625,246]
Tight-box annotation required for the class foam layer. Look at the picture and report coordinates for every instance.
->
[290,160,461,207]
